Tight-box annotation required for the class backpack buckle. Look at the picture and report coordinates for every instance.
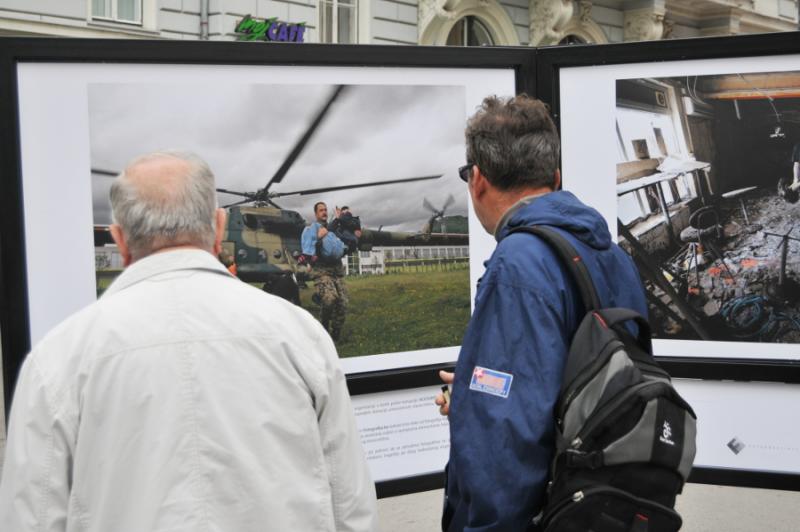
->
[564,449,603,469]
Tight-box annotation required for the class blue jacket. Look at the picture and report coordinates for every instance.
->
[443,191,647,531]
[301,221,346,259]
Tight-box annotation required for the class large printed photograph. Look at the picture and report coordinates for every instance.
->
[615,70,800,344]
[88,83,471,358]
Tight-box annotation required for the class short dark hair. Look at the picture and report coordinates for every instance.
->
[314,201,326,214]
[465,94,560,191]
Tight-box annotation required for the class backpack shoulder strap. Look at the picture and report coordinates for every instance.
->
[507,225,602,311]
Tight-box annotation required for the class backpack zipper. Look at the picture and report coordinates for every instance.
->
[543,485,682,527]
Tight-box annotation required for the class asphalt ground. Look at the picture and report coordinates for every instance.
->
[378,485,800,531]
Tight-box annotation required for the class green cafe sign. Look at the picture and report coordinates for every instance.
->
[235,14,306,43]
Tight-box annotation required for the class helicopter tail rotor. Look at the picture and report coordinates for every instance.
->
[422,194,456,234]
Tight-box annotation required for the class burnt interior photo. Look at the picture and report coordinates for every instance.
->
[616,72,800,343]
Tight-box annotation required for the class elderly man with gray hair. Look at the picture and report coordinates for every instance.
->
[0,151,377,532]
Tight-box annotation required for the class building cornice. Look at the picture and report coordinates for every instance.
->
[0,15,163,39]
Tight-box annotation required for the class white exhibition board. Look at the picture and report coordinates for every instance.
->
[352,385,450,483]
[15,62,514,375]
[675,379,800,474]
[353,378,800,483]
[559,53,800,362]
[554,53,800,483]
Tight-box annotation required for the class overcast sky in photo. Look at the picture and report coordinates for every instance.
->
[88,83,468,232]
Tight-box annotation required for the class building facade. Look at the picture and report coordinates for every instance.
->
[0,0,797,46]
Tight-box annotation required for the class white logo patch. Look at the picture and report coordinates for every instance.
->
[469,366,513,398]
[659,420,675,446]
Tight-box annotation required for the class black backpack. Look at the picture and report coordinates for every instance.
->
[508,225,697,532]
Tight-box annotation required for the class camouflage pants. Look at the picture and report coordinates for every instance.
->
[313,267,348,340]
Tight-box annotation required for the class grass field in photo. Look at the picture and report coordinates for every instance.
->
[299,269,471,358]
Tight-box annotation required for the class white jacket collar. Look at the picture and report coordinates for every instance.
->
[103,248,232,297]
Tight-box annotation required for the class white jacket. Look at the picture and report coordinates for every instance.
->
[0,249,377,532]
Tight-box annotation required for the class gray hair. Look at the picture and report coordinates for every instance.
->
[465,94,560,191]
[110,151,217,259]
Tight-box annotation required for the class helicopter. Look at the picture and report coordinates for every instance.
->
[92,84,469,303]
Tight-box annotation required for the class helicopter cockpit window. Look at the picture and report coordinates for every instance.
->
[241,214,259,229]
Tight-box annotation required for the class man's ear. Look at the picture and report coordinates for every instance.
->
[472,166,489,199]
[553,169,562,191]
[110,224,133,267]
[213,208,227,256]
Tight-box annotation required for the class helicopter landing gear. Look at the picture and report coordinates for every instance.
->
[262,273,301,305]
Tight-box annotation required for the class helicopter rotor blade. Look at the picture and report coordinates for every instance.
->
[221,198,254,208]
[442,193,455,212]
[260,85,347,195]
[270,174,443,198]
[422,197,437,213]
[216,188,253,198]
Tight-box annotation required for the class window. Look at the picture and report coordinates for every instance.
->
[558,35,587,45]
[616,102,698,227]
[92,0,142,24]
[320,0,357,44]
[446,16,494,47]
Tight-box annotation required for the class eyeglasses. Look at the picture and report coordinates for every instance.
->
[458,163,474,183]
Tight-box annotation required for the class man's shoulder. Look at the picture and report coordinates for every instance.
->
[201,273,324,329]
[489,230,565,280]
[25,297,115,387]
[39,271,320,355]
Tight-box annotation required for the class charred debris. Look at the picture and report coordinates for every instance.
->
[616,73,800,343]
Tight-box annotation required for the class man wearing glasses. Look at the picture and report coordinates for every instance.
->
[437,95,647,530]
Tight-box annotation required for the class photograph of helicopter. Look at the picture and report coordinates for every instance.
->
[88,82,471,358]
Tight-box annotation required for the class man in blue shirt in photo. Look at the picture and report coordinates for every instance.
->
[299,201,353,341]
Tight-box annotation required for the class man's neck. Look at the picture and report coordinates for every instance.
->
[129,244,210,266]
[489,186,553,234]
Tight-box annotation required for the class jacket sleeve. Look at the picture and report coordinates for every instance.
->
[448,273,570,531]
[0,355,73,532]
[313,333,378,532]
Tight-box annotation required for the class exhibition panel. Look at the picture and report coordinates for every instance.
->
[0,37,531,495]
[538,32,800,490]
[3,34,799,497]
